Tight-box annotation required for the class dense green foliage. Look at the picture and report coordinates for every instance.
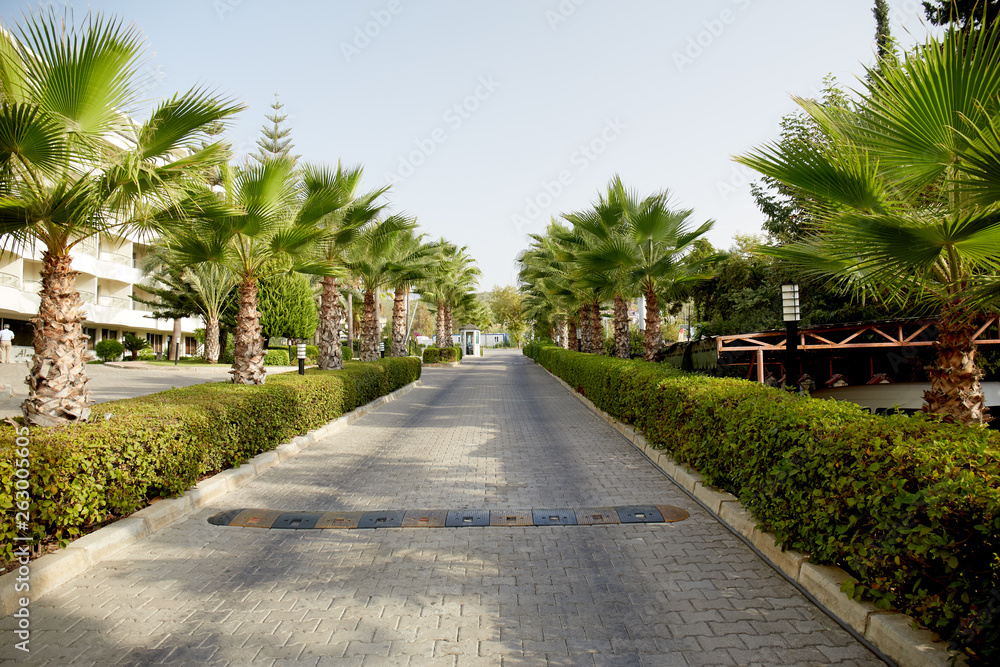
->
[523,342,1000,662]
[263,349,290,366]
[422,346,462,363]
[258,272,320,342]
[94,339,124,363]
[0,358,421,562]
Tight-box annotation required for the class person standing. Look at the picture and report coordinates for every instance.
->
[0,324,14,363]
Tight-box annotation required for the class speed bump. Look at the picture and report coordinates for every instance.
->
[208,503,689,530]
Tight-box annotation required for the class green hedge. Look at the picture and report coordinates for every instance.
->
[422,346,461,364]
[523,343,1000,662]
[0,357,421,562]
[263,349,289,366]
[341,345,352,361]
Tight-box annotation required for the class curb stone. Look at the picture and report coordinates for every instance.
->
[535,360,959,667]
[0,379,422,617]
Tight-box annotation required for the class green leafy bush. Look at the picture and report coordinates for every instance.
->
[523,343,1000,663]
[306,344,319,359]
[94,339,124,362]
[422,347,440,364]
[0,358,422,563]
[342,345,353,361]
[138,348,156,361]
[263,349,289,366]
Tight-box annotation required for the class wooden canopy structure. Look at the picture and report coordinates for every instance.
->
[717,316,1000,383]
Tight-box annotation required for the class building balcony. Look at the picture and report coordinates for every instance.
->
[98,295,133,310]
[0,272,20,290]
[99,250,131,265]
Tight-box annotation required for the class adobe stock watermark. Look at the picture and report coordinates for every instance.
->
[545,0,587,30]
[10,422,33,653]
[673,0,752,73]
[511,117,627,234]
[213,0,244,20]
[383,76,502,185]
[341,0,405,63]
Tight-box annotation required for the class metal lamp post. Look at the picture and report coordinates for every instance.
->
[781,284,800,389]
[297,342,306,376]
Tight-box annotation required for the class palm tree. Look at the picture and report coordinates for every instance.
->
[182,263,236,363]
[166,158,326,384]
[0,9,242,425]
[306,163,387,370]
[346,215,420,361]
[736,25,1000,425]
[386,231,434,357]
[565,177,634,358]
[441,244,482,345]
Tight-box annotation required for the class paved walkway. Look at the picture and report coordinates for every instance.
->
[1,350,882,665]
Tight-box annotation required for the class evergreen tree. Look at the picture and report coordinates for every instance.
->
[923,0,1000,29]
[253,93,298,164]
[873,0,896,66]
[258,272,320,342]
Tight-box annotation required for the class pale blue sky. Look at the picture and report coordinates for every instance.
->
[3,1,940,289]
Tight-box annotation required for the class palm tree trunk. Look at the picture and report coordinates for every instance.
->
[436,299,447,348]
[590,298,604,355]
[613,293,629,359]
[579,303,592,354]
[445,303,454,345]
[557,317,569,349]
[169,317,183,361]
[22,251,92,426]
[204,313,221,364]
[568,318,578,351]
[316,276,344,370]
[361,289,380,361]
[643,287,662,362]
[391,286,407,356]
[923,301,990,426]
[231,276,266,385]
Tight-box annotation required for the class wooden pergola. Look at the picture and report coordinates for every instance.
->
[717,316,1000,383]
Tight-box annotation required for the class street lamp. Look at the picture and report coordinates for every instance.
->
[297,342,307,376]
[781,284,800,389]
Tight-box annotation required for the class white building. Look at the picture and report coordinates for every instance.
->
[0,234,203,363]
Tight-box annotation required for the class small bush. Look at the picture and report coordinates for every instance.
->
[138,348,156,361]
[94,339,124,362]
[342,345,353,361]
[523,343,1000,663]
[422,348,440,364]
[263,349,289,366]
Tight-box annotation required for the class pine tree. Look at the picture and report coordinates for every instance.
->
[873,0,894,63]
[258,273,319,343]
[253,93,298,164]
[923,0,1000,29]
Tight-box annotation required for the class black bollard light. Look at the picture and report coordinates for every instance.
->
[781,284,800,390]
[297,342,306,375]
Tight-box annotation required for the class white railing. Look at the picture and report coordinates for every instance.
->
[22,279,41,293]
[0,272,20,289]
[99,250,131,265]
[76,242,98,257]
[78,290,95,303]
[99,295,132,310]
[132,300,156,312]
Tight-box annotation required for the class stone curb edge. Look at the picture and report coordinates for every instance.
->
[536,363,957,667]
[1,379,423,618]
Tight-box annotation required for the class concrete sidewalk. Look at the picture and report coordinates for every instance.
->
[0,350,883,665]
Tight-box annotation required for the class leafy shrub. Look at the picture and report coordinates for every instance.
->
[0,357,421,562]
[438,347,457,363]
[263,349,289,366]
[422,347,440,364]
[94,339,124,362]
[342,345,352,361]
[137,348,156,361]
[121,333,150,360]
[523,343,1000,663]
[306,344,319,360]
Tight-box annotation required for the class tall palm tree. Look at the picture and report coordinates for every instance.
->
[736,25,1000,425]
[346,215,419,361]
[0,9,242,425]
[182,263,236,363]
[306,163,387,370]
[166,158,327,384]
[386,231,433,357]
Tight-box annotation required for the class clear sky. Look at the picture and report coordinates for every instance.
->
[2,1,941,290]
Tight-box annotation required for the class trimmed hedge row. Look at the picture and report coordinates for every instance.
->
[0,357,421,562]
[523,342,1000,663]
[422,346,461,364]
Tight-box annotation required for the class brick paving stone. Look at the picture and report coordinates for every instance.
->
[5,351,886,665]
